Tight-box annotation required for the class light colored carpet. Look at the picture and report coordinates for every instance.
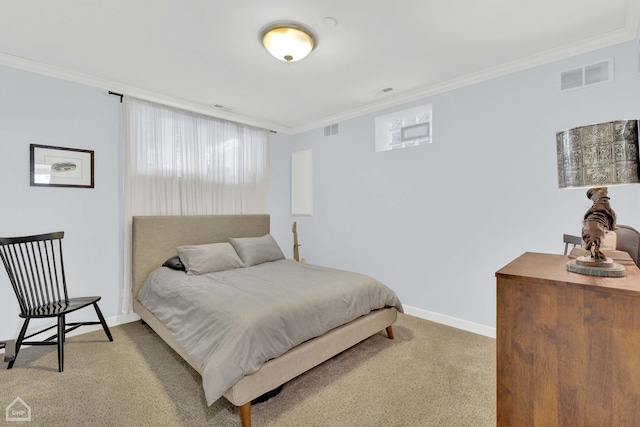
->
[0,313,495,426]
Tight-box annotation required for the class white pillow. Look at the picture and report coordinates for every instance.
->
[176,242,244,275]
[229,234,285,267]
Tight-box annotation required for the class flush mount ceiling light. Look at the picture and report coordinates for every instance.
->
[262,25,315,62]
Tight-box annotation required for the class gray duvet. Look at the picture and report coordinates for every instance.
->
[137,259,403,405]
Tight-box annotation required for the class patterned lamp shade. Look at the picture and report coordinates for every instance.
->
[556,120,640,188]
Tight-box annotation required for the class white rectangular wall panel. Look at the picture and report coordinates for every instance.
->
[291,149,313,215]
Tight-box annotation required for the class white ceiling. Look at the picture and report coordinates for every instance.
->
[0,0,638,134]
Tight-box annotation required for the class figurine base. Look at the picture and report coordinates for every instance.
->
[567,257,626,277]
[575,256,615,268]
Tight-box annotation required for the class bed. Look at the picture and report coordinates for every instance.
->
[132,214,401,427]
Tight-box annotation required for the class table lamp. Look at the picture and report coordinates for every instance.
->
[556,119,640,277]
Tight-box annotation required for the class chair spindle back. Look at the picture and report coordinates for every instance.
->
[0,232,68,315]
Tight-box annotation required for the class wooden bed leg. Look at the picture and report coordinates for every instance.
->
[386,326,394,340]
[239,402,251,427]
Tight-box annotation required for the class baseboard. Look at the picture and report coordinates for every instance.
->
[1,307,496,357]
[402,305,496,339]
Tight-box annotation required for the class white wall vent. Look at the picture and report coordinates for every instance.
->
[559,59,613,91]
[324,123,339,137]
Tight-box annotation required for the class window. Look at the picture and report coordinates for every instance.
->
[375,104,432,152]
[124,97,270,215]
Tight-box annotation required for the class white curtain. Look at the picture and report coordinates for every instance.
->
[121,97,270,312]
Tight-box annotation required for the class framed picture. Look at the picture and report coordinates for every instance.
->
[30,144,94,188]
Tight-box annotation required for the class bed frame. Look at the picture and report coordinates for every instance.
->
[132,215,397,427]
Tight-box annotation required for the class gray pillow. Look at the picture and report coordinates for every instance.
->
[229,234,285,267]
[176,242,244,275]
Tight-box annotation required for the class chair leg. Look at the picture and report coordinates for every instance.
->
[57,315,65,372]
[7,318,29,369]
[93,302,113,341]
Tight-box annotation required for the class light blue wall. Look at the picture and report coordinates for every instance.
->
[0,66,122,339]
[270,38,640,330]
[1,36,639,340]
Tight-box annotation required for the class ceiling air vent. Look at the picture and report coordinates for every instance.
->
[560,59,612,92]
[324,123,339,137]
[371,87,394,96]
[212,104,234,112]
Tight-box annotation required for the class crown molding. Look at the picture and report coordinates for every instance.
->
[1,20,636,136]
[290,26,639,134]
[0,53,292,134]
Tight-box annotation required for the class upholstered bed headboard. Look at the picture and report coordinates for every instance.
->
[132,215,270,298]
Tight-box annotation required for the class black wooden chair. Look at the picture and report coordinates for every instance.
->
[0,231,113,371]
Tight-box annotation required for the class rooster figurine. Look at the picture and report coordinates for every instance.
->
[581,187,616,262]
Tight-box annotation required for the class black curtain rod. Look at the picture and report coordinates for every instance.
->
[108,91,123,103]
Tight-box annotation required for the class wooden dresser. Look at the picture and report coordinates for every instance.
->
[496,252,640,426]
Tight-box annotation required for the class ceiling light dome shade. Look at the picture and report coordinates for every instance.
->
[262,25,314,62]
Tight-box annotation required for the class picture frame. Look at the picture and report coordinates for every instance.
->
[30,144,94,188]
